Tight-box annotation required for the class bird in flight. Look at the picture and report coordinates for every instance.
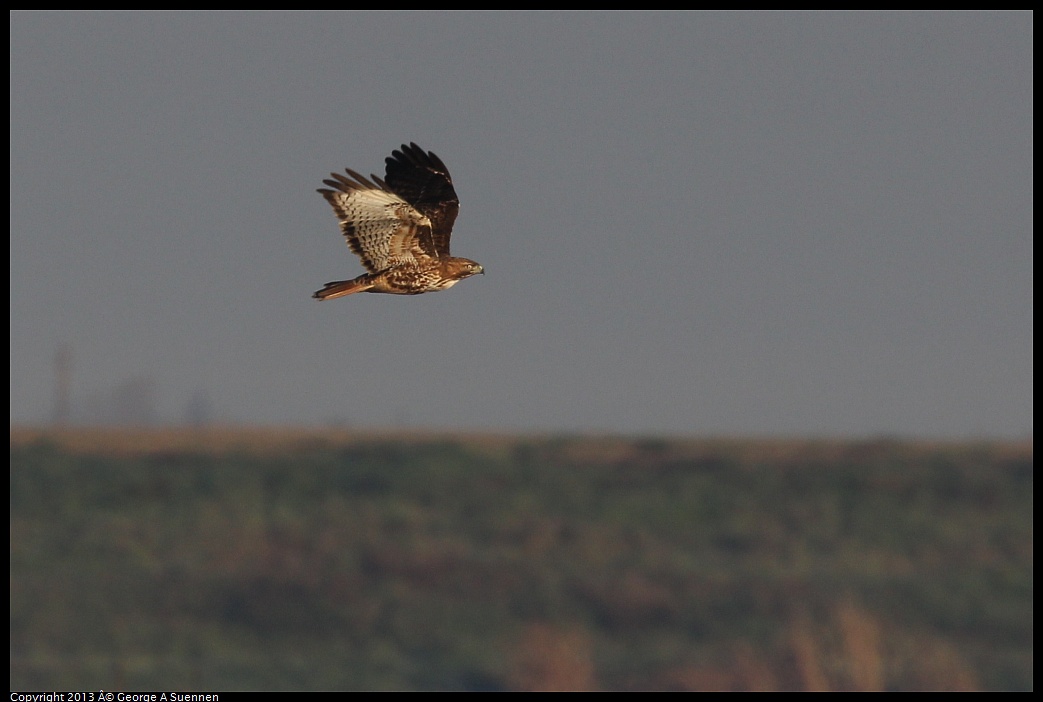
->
[313,143,484,300]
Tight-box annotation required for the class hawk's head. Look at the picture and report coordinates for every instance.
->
[445,257,485,280]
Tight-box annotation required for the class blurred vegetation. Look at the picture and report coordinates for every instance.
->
[9,430,1033,690]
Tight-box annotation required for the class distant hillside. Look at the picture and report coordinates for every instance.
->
[10,428,1033,691]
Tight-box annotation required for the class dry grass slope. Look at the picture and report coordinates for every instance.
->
[9,427,1032,691]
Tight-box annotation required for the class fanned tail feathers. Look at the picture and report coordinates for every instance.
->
[312,277,375,301]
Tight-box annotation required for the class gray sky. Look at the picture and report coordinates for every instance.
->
[10,11,1033,437]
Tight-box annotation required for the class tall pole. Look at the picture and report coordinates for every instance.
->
[53,344,71,425]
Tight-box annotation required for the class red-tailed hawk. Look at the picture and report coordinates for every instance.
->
[313,143,484,300]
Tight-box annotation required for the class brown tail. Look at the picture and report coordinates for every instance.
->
[312,276,375,300]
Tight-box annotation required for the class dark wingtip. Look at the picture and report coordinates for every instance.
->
[389,142,448,174]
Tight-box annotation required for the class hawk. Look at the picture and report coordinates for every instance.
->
[313,143,484,300]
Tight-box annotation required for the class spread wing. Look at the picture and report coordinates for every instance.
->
[383,143,460,257]
[317,170,434,273]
